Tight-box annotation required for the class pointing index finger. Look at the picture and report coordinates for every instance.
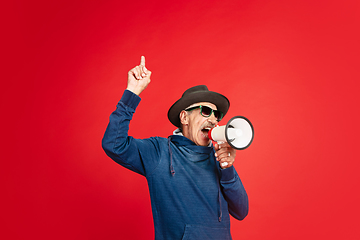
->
[140,56,146,67]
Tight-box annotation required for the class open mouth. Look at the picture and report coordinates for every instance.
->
[201,127,212,139]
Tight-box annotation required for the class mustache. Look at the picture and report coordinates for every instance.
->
[201,122,216,129]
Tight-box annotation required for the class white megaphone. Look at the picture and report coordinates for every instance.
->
[209,116,254,150]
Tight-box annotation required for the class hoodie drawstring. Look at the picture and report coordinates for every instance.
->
[214,153,223,222]
[168,136,175,176]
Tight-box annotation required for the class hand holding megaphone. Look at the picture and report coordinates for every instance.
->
[209,116,254,150]
[210,116,254,168]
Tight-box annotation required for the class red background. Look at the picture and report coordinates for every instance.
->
[2,0,360,239]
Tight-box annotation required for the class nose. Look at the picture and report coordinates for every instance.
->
[207,113,218,125]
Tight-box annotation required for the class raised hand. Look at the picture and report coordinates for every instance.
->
[126,56,152,95]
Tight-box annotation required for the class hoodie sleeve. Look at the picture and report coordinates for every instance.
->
[220,166,249,220]
[102,90,161,176]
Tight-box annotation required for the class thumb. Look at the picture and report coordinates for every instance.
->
[146,69,152,77]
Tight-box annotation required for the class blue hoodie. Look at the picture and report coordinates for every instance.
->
[102,90,249,240]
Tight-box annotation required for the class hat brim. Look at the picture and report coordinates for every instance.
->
[168,91,230,127]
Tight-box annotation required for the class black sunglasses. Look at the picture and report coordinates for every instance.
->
[185,105,223,121]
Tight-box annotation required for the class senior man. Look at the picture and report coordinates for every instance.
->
[102,56,249,240]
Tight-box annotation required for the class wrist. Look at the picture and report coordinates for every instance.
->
[126,87,141,96]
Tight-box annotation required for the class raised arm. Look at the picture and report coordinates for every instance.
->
[102,56,160,176]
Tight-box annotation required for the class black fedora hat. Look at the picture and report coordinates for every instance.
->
[168,85,230,127]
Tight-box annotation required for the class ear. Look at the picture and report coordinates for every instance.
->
[179,110,189,125]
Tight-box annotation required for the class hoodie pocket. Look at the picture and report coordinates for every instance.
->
[181,224,231,240]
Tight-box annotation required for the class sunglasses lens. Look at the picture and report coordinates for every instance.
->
[215,111,223,121]
[201,106,212,116]
[200,106,223,121]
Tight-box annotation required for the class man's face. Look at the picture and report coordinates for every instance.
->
[181,102,219,146]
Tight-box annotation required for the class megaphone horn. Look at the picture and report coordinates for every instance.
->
[208,116,254,150]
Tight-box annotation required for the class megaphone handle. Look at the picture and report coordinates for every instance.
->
[214,141,229,167]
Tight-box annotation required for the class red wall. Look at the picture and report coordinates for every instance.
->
[2,0,360,239]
